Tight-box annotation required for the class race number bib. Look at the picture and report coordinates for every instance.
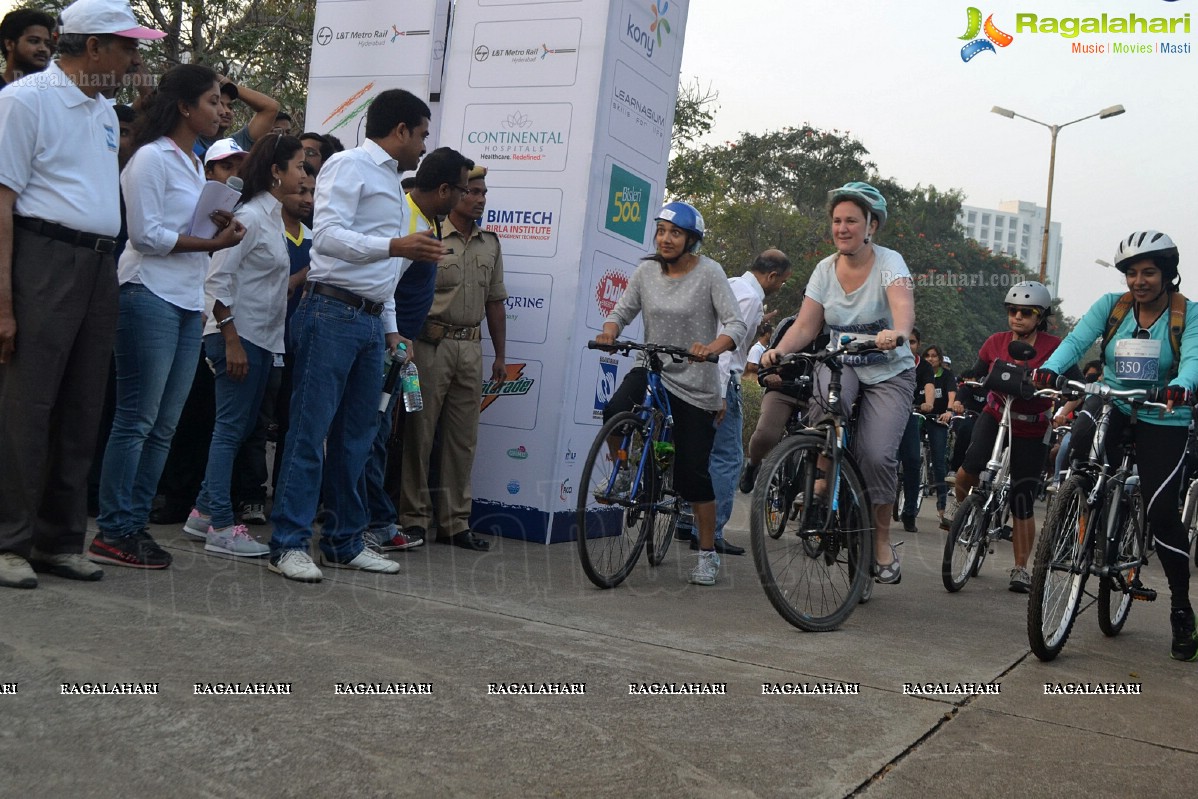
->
[1113,338,1161,382]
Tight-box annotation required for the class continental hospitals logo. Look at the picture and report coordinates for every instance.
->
[481,363,535,413]
[464,106,569,166]
[959,8,1014,61]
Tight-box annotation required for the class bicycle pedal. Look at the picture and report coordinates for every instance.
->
[1129,587,1157,602]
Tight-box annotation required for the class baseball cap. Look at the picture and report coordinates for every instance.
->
[204,138,247,167]
[59,0,167,39]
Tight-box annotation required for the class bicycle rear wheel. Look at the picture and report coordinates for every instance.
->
[576,412,654,588]
[942,494,986,592]
[1098,484,1143,637]
[750,435,873,631]
[1028,476,1091,661]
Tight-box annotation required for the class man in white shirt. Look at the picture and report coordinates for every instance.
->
[681,249,791,555]
[268,88,448,583]
[0,0,164,589]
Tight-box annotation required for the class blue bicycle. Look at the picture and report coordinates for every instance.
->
[576,340,716,589]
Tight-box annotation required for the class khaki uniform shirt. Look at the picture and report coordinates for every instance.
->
[429,217,507,327]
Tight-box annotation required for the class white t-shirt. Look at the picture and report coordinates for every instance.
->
[747,341,767,366]
[805,244,915,384]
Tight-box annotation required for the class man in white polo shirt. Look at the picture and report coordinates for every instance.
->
[0,0,164,589]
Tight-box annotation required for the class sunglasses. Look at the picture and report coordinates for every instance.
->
[1006,306,1040,318]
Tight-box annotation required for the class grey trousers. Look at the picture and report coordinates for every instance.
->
[0,228,118,555]
[807,365,916,506]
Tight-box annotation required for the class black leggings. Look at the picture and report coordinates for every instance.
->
[1099,410,1191,610]
[962,411,1046,521]
[603,368,717,502]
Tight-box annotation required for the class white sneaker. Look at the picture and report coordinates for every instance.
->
[29,549,103,581]
[182,508,211,540]
[206,524,270,558]
[320,547,400,574]
[269,549,323,582]
[941,495,960,530]
[0,552,38,589]
[688,550,720,586]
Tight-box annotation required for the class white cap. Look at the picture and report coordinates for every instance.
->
[59,0,166,39]
[204,138,247,167]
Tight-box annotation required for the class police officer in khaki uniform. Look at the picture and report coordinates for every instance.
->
[400,165,506,551]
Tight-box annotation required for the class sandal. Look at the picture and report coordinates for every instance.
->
[873,543,902,584]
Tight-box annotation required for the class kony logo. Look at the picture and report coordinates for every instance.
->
[481,363,535,412]
[595,270,629,317]
[626,1,672,58]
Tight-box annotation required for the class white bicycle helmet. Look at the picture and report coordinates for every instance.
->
[1004,281,1051,310]
[1114,230,1180,276]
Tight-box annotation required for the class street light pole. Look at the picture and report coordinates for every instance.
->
[991,104,1125,286]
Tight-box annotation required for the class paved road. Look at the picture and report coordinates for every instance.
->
[3,494,1196,798]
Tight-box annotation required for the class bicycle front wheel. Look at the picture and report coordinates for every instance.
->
[576,412,654,588]
[750,435,873,631]
[1097,483,1143,637]
[645,490,679,567]
[942,494,986,592]
[1028,476,1091,661]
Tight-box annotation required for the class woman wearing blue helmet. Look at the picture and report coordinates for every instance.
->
[595,201,747,586]
[762,181,917,585]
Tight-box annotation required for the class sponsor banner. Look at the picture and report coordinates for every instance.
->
[616,0,682,77]
[468,18,583,88]
[462,103,572,171]
[310,1,437,77]
[599,157,654,246]
[500,271,553,344]
[608,60,670,161]
[305,75,429,149]
[573,344,635,426]
[479,358,543,430]
[482,187,562,258]
[481,0,581,5]
[586,250,639,332]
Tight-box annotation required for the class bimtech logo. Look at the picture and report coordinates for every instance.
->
[959,7,1014,61]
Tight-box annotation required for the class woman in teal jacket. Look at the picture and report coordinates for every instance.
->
[1035,230,1198,662]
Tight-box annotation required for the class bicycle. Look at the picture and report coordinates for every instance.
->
[1027,379,1176,661]
[941,377,1032,592]
[749,336,895,631]
[576,340,717,589]
[893,412,948,521]
[1180,420,1198,560]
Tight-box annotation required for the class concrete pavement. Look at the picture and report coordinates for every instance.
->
[3,493,1196,798]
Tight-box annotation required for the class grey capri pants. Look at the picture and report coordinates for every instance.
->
[806,365,916,505]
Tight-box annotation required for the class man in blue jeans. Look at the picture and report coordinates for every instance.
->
[896,328,934,532]
[267,90,450,583]
[679,250,791,555]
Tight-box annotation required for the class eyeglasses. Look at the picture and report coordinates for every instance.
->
[450,184,470,194]
[1006,306,1040,318]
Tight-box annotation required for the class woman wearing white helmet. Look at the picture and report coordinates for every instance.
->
[762,181,917,585]
[946,280,1074,594]
[595,201,747,587]
[1035,231,1198,661]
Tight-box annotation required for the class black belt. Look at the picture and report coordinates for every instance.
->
[13,216,117,254]
[304,282,384,316]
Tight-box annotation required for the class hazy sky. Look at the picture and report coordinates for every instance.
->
[680,0,1198,317]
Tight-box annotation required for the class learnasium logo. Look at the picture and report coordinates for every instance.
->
[959,8,1014,61]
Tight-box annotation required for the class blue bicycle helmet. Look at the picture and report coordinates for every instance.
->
[828,181,888,229]
[655,201,705,252]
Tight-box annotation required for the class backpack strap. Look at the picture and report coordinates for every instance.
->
[1100,292,1134,369]
[1168,292,1188,379]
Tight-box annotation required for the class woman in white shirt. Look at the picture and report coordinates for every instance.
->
[91,65,246,571]
[184,135,307,557]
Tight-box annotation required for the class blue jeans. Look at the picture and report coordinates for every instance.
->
[355,389,399,533]
[98,283,202,538]
[709,378,743,540]
[897,412,921,518]
[926,420,949,510]
[269,295,384,561]
[195,334,273,529]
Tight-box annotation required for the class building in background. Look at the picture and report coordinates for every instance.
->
[958,200,1062,298]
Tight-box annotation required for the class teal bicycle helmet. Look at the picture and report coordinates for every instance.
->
[828,181,888,229]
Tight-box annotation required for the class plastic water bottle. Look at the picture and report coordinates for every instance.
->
[400,344,423,412]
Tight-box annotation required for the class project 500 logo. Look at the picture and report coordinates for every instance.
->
[604,164,650,244]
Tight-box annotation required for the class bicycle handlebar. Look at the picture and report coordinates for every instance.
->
[773,336,903,368]
[587,339,720,364]
[1045,376,1189,408]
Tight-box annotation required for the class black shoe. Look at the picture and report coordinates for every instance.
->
[739,462,760,494]
[1170,607,1198,661]
[689,537,745,556]
[901,515,917,533]
[87,531,172,569]
[442,531,490,552]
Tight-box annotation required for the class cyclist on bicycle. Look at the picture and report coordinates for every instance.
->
[1034,231,1198,661]
[945,281,1073,594]
[761,181,916,584]
[594,202,747,587]
[895,328,934,533]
